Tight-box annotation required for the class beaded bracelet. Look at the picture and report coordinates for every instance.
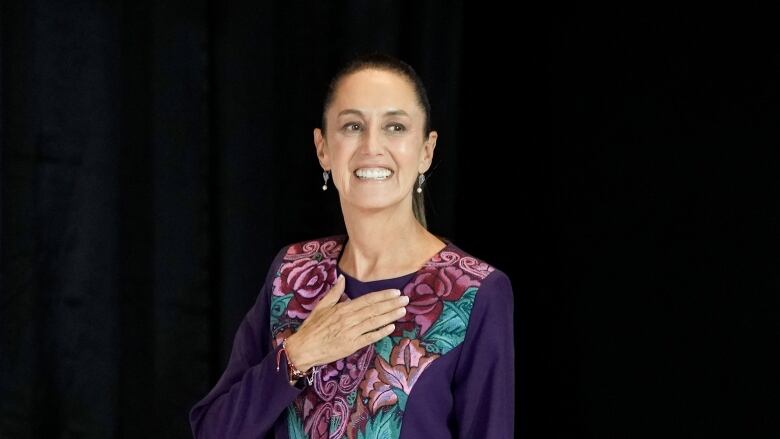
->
[275,337,319,386]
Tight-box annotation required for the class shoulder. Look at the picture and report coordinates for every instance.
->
[275,234,347,262]
[440,242,514,307]
[265,234,347,287]
[268,234,347,272]
[477,268,514,309]
[449,248,514,356]
[444,242,512,285]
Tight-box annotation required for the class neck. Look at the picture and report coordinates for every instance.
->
[339,198,436,281]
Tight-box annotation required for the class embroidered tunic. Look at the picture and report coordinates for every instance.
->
[190,234,514,438]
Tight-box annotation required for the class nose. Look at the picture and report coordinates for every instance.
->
[359,123,384,156]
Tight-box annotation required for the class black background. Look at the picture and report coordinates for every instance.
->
[2,2,777,438]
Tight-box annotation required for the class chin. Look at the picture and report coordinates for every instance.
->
[345,196,400,212]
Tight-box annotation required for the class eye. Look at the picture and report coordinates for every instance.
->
[386,123,406,133]
[342,122,363,132]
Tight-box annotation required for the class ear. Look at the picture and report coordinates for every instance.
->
[419,131,438,173]
[314,128,330,170]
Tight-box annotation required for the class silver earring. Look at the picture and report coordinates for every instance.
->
[416,173,425,193]
[322,170,330,191]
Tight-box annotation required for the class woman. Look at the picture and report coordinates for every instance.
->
[189,53,514,438]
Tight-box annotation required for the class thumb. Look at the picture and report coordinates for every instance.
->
[318,273,348,308]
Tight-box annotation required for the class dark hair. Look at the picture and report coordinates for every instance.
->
[321,53,432,137]
[320,53,433,229]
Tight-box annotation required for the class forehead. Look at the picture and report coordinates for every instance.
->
[330,69,421,116]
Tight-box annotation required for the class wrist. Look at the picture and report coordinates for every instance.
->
[276,334,319,388]
[284,334,313,372]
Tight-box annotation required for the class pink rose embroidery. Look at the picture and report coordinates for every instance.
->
[273,258,337,319]
[396,265,480,336]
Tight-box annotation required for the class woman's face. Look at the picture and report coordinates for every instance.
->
[314,69,437,212]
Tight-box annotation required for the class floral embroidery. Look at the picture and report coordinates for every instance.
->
[395,265,481,337]
[270,235,494,438]
[295,342,373,439]
[273,256,339,320]
[359,339,438,413]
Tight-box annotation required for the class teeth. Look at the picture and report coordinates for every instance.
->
[355,167,393,179]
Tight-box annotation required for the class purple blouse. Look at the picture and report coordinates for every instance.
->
[189,235,514,438]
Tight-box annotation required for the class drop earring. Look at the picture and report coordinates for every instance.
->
[416,173,425,193]
[322,170,330,191]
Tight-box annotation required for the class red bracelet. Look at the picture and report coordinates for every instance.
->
[276,338,319,386]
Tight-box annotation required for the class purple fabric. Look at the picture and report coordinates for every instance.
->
[189,240,514,438]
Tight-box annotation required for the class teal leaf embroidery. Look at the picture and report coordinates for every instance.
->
[329,415,341,432]
[421,287,477,354]
[357,406,402,439]
[270,293,293,328]
[287,406,306,438]
[346,389,357,406]
[374,337,393,363]
[392,388,409,411]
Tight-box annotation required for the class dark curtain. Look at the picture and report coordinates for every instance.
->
[2,2,778,438]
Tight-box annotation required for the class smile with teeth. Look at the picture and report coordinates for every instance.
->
[354,167,394,180]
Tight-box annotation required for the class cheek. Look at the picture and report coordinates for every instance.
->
[397,142,424,168]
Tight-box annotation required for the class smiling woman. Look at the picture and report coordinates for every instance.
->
[314,65,437,229]
[189,53,515,439]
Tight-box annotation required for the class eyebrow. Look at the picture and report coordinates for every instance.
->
[337,109,411,118]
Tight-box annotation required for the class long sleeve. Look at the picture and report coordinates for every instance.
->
[451,269,515,438]
[189,245,303,439]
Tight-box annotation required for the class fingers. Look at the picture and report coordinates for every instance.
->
[349,300,407,336]
[316,274,347,309]
[293,276,410,367]
[339,287,402,315]
[355,322,396,347]
[340,293,408,329]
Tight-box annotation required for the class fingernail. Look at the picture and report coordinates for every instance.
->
[394,289,401,295]
[338,274,344,281]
